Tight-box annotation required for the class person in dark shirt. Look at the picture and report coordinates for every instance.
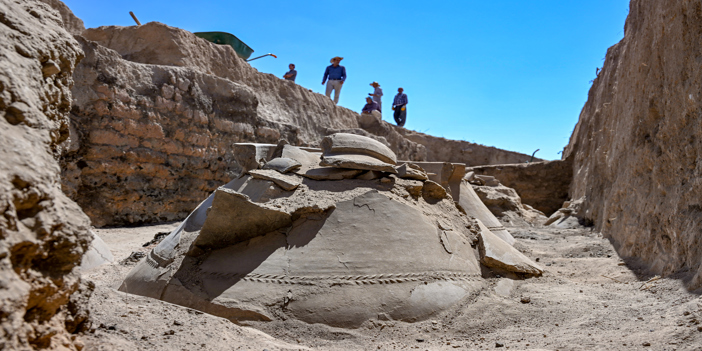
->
[322,56,346,104]
[392,87,408,127]
[283,63,297,82]
[362,97,380,114]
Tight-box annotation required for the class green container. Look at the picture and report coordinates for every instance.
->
[194,31,254,60]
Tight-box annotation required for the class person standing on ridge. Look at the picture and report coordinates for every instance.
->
[369,81,383,112]
[392,87,408,127]
[283,63,297,82]
[322,56,346,104]
[362,96,380,114]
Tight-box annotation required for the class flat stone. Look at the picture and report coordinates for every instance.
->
[298,167,362,180]
[263,157,301,173]
[476,175,500,187]
[321,133,397,164]
[478,221,543,276]
[396,163,428,181]
[249,169,301,191]
[320,154,397,173]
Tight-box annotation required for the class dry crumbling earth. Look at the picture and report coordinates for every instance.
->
[0,1,91,349]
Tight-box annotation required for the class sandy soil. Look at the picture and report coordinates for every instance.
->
[80,222,702,350]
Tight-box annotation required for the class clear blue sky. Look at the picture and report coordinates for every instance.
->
[63,0,629,160]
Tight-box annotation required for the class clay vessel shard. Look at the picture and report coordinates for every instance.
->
[298,167,362,180]
[263,157,301,173]
[477,220,543,276]
[249,169,301,191]
[320,153,397,173]
[194,188,292,249]
[232,143,278,174]
[280,145,322,173]
[396,162,428,181]
[458,181,515,245]
[321,133,397,164]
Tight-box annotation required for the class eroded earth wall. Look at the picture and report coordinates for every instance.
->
[62,38,264,227]
[0,1,91,349]
[468,158,573,216]
[399,130,540,166]
[565,0,702,287]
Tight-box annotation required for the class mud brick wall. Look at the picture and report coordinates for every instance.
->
[60,38,278,227]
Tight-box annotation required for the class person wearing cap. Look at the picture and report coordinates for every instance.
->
[392,87,408,127]
[369,82,383,112]
[361,96,380,114]
[283,63,297,82]
[322,56,346,104]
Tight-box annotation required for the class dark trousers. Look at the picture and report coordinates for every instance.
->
[393,105,406,127]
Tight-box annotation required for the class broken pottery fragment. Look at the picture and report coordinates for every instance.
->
[396,163,428,181]
[458,181,516,245]
[321,132,397,164]
[411,162,465,201]
[80,230,115,271]
[263,157,301,173]
[280,144,322,174]
[298,167,362,180]
[320,153,397,173]
[233,143,277,173]
[477,220,543,276]
[249,169,301,191]
[194,188,292,249]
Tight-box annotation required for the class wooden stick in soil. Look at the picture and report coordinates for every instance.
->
[129,11,142,26]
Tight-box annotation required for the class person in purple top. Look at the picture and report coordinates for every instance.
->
[322,56,346,104]
[361,97,380,114]
[369,81,383,112]
[392,87,408,127]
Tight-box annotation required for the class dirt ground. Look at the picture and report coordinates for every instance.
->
[80,221,702,351]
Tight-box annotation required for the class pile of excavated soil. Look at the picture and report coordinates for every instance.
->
[82,221,702,350]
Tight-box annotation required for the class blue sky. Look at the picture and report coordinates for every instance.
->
[63,0,630,160]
